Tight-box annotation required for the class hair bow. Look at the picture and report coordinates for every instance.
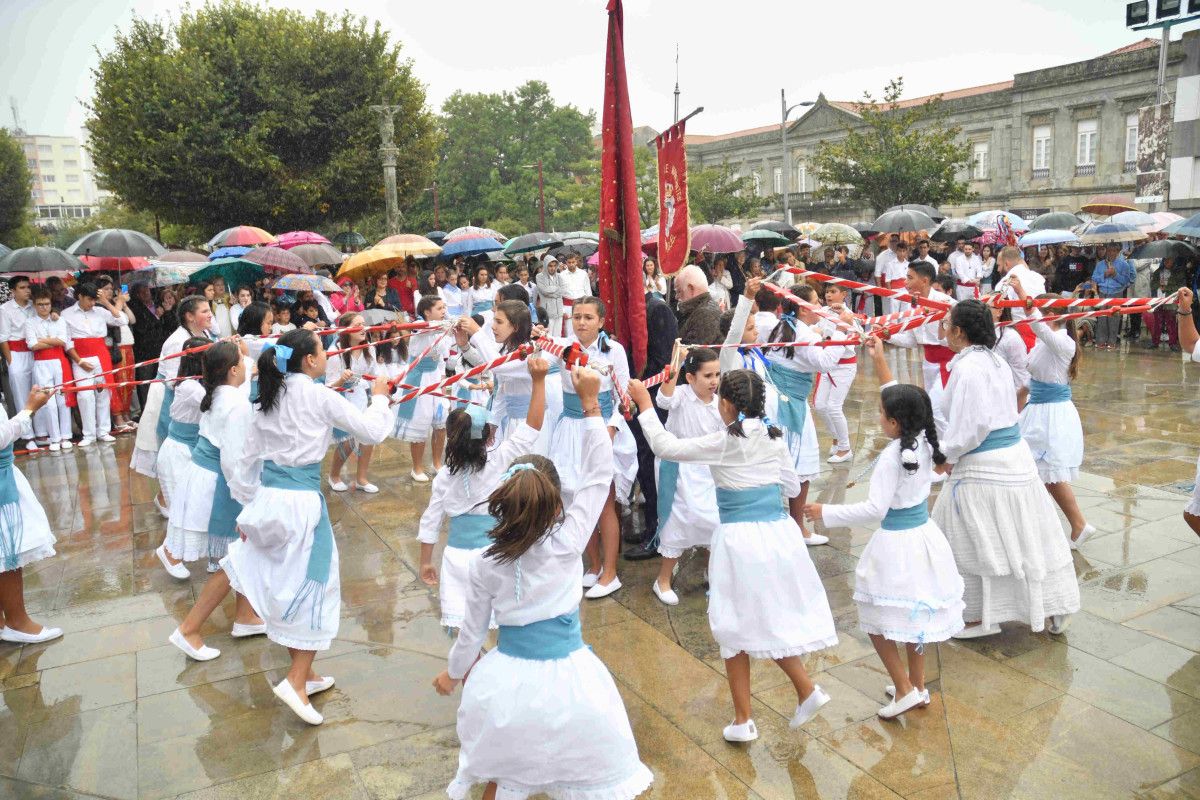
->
[736,411,746,423]
[780,312,798,330]
[501,462,537,482]
[269,344,293,374]
[465,403,489,440]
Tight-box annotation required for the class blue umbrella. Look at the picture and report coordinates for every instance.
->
[209,245,251,261]
[1162,213,1200,239]
[441,236,503,258]
[1018,229,1080,247]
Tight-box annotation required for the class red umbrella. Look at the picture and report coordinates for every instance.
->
[207,226,276,248]
[78,255,150,272]
[241,246,312,274]
[273,230,331,249]
[689,224,745,254]
[1080,194,1137,217]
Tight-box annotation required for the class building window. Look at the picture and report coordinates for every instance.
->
[1032,125,1051,178]
[971,142,989,180]
[66,174,80,183]
[1124,112,1138,173]
[797,163,808,193]
[37,144,52,154]
[752,171,761,196]
[39,160,53,169]
[61,145,77,155]
[63,159,78,168]
[1076,119,1098,174]
[772,167,782,195]
[68,189,81,197]
[41,174,55,183]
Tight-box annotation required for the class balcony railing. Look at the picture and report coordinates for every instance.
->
[1124,160,1136,174]
[1032,168,1049,179]
[1075,164,1096,177]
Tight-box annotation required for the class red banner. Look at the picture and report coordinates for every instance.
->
[597,0,647,375]
[655,121,690,275]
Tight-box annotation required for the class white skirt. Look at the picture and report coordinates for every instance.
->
[708,516,838,659]
[393,365,448,442]
[439,544,497,630]
[450,647,653,800]
[854,520,965,644]
[550,413,638,507]
[655,460,718,559]
[164,460,217,563]
[1187,452,1200,516]
[1019,399,1083,484]
[932,442,1080,632]
[131,381,165,478]
[781,404,820,484]
[224,485,340,651]
[154,437,192,510]
[0,467,56,573]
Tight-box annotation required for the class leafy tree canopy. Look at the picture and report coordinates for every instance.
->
[85,0,438,233]
[688,162,767,224]
[0,129,36,247]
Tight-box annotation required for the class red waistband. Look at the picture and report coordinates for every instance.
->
[562,297,574,305]
[922,344,954,363]
[34,346,65,361]
[837,356,857,365]
[7,340,28,353]
[888,279,906,288]
[955,281,978,287]
[72,337,107,354]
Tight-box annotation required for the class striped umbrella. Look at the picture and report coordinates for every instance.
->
[272,274,340,294]
[206,226,276,248]
[445,226,507,242]
[241,246,312,274]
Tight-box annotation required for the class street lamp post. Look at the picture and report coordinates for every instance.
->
[780,90,815,226]
[424,181,440,230]
[522,160,545,231]
[370,104,403,236]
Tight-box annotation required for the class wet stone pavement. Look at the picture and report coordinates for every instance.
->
[2,344,1200,799]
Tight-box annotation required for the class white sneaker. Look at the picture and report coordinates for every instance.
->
[59,440,73,450]
[804,533,829,546]
[652,580,679,606]
[327,478,348,492]
[827,450,853,464]
[48,442,60,452]
[952,623,1001,640]
[790,685,831,729]
[98,434,116,443]
[154,495,169,519]
[1070,524,1096,551]
[585,577,622,599]
[0,625,63,644]
[155,544,190,580]
[273,678,323,725]
[879,687,926,719]
[231,622,267,638]
[581,572,599,589]
[168,628,219,661]
[1047,614,1072,635]
[886,685,931,706]
[306,676,335,696]
[722,719,758,742]
[352,482,379,494]
[410,471,429,483]
[78,438,95,447]
[25,442,39,452]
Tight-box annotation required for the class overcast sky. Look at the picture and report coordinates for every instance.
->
[3,0,1198,142]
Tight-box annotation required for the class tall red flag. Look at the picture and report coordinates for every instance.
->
[655,121,690,275]
[597,0,647,375]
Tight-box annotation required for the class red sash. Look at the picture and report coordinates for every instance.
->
[7,340,28,353]
[1015,321,1037,353]
[956,280,980,298]
[72,337,113,372]
[815,356,858,391]
[923,344,954,387]
[887,278,906,289]
[33,345,76,407]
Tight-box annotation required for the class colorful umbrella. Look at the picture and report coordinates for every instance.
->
[128,262,206,288]
[441,236,504,258]
[287,243,344,267]
[241,246,312,274]
[158,249,208,263]
[690,224,745,254]
[1150,211,1184,233]
[1075,221,1147,246]
[0,247,84,275]
[794,221,822,237]
[884,203,946,222]
[273,230,331,249]
[967,210,1029,231]
[373,234,442,257]
[1159,213,1200,238]
[190,258,263,288]
[750,220,800,241]
[207,226,276,248]
[78,255,151,272]
[272,273,341,294]
[504,232,563,255]
[337,246,415,282]
[1017,229,1080,247]
[1080,194,1137,217]
[1111,210,1157,230]
[66,228,165,259]
[930,219,983,242]
[742,229,790,246]
[445,226,506,242]
[209,246,251,261]
[332,231,368,248]
[811,222,864,246]
[870,209,936,233]
[1028,212,1082,232]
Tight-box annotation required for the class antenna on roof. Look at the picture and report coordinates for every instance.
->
[673,44,680,124]
[9,97,24,136]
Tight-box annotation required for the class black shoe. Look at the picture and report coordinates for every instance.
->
[620,511,641,544]
[623,541,660,561]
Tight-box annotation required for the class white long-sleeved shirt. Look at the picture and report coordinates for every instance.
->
[169,379,204,424]
[465,284,497,311]
[993,327,1030,390]
[157,325,212,381]
[199,384,252,501]
[418,422,540,545]
[548,335,629,429]
[754,311,779,345]
[765,320,841,374]
[60,303,125,341]
[447,417,612,678]
[874,249,897,279]
[438,284,465,316]
[722,296,769,378]
[888,290,954,349]
[1027,313,1075,385]
[0,299,34,343]
[559,268,592,301]
[952,254,983,285]
[822,437,934,529]
[0,409,32,448]
[939,346,1018,462]
[24,315,72,352]
[655,383,722,438]
[471,329,529,401]
[995,264,1047,324]
[324,347,375,410]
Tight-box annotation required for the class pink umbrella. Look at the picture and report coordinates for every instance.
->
[690,224,745,254]
[241,246,312,274]
[274,230,331,249]
[587,251,600,266]
[1151,211,1184,233]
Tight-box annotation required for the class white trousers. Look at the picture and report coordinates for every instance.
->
[7,350,32,413]
[814,364,856,449]
[922,359,948,438]
[72,357,110,439]
[31,358,71,442]
[954,285,979,302]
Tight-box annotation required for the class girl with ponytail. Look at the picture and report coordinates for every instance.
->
[325,312,378,493]
[431,366,652,800]
[627,369,837,744]
[805,338,965,720]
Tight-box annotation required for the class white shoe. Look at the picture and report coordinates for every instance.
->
[1070,524,1096,551]
[155,544,190,580]
[886,685,931,706]
[931,471,946,483]
[410,471,429,483]
[804,533,830,546]
[352,482,379,494]
[0,625,63,644]
[168,628,220,661]
[790,685,831,729]
[48,442,60,452]
[231,622,267,638]
[581,572,599,589]
[652,580,679,606]
[327,478,348,492]
[306,676,335,696]
[952,623,1001,640]
[585,577,622,599]
[98,434,116,443]
[59,440,73,450]
[154,495,169,519]
[273,678,323,725]
[879,687,926,719]
[827,450,853,464]
[1047,614,1072,635]
[78,438,95,447]
[722,719,758,742]
[25,442,39,452]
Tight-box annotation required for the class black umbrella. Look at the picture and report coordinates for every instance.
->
[849,221,876,234]
[0,246,84,275]
[870,209,937,233]
[425,230,447,245]
[331,231,367,248]
[930,218,984,243]
[504,232,564,255]
[549,242,598,259]
[1129,240,1198,260]
[750,220,800,241]
[65,228,165,258]
[1028,211,1083,232]
[0,243,10,258]
[885,204,945,222]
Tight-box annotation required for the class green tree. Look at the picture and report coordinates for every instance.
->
[687,163,767,224]
[811,78,974,213]
[45,198,207,249]
[0,129,36,246]
[86,1,438,233]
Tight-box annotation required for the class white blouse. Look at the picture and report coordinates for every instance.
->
[993,327,1030,391]
[0,409,31,448]
[169,379,204,424]
[60,304,125,341]
[471,329,530,397]
[656,384,722,438]
[199,385,253,501]
[637,410,802,495]
[548,335,629,428]
[940,347,1019,463]
[447,417,613,679]
[417,422,540,545]
[822,437,935,529]
[888,290,953,349]
[765,320,841,374]
[324,347,375,409]
[158,326,206,381]
[1027,314,1075,385]
[466,285,497,309]
[754,311,779,345]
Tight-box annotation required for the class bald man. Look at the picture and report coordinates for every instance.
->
[674,265,722,345]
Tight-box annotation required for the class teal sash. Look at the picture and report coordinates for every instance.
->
[766,362,812,435]
[497,610,584,660]
[0,445,24,571]
[395,357,440,422]
[249,378,259,404]
[967,423,1021,456]
[655,460,680,536]
[715,485,787,524]
[472,300,494,314]
[1028,379,1071,404]
[447,514,495,550]
[166,420,199,451]
[156,385,176,442]
[881,502,930,531]
[191,435,242,557]
[560,391,614,420]
[261,460,333,630]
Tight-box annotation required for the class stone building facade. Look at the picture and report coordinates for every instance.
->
[685,39,1188,226]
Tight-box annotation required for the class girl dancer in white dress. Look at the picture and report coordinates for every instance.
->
[224,328,393,724]
[0,386,61,645]
[1010,279,1095,549]
[153,338,207,577]
[461,300,537,443]
[466,267,497,316]
[805,339,964,719]
[326,312,379,493]
[814,281,858,464]
[651,346,721,606]
[933,299,1080,639]
[629,369,838,743]
[394,295,451,483]
[418,357,548,629]
[991,305,1031,409]
[432,366,653,800]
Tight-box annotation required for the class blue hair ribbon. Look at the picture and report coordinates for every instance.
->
[780,312,798,330]
[501,462,537,482]
[465,403,489,439]
[269,344,293,374]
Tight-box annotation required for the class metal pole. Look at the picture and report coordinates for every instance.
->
[1157,24,1170,105]
[781,89,790,225]
[538,159,545,231]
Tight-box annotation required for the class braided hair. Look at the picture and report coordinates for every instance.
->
[717,369,781,440]
[767,283,817,359]
[949,299,997,348]
[880,383,946,473]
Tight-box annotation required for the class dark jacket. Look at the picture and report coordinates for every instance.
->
[676,292,722,346]
[641,292,678,379]
[129,298,170,362]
